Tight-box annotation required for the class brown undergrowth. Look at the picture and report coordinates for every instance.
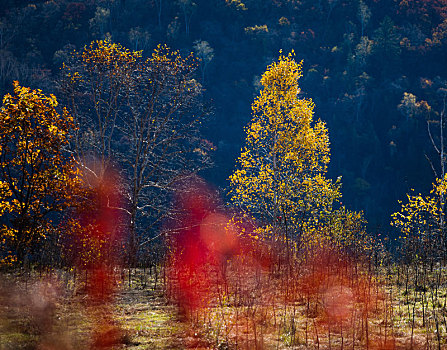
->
[0,267,210,350]
[0,263,446,350]
[166,249,447,350]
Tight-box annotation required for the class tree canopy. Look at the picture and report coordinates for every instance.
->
[229,52,340,245]
[0,82,81,265]
[59,40,211,262]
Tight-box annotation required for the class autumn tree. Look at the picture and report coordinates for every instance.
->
[393,92,447,261]
[59,40,140,182]
[228,52,340,249]
[392,92,447,348]
[59,40,210,264]
[0,82,81,265]
[392,176,447,263]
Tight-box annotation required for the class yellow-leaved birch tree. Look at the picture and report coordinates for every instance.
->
[229,52,341,249]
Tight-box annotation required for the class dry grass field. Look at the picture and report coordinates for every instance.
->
[0,262,446,350]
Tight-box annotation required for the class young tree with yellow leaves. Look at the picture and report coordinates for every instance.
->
[394,92,447,262]
[229,52,341,249]
[391,94,447,350]
[0,82,81,266]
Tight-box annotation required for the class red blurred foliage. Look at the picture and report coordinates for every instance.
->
[167,181,223,311]
[70,169,126,348]
[84,173,124,295]
[297,249,396,349]
[165,179,396,349]
[167,179,272,314]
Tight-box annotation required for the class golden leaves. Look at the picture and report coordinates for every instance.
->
[81,39,141,71]
[391,175,447,242]
[0,82,81,265]
[229,52,340,242]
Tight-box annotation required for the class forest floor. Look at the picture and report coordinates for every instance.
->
[0,268,212,350]
[0,267,446,350]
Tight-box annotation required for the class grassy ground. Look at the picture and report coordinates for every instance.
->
[0,268,211,350]
[163,260,447,350]
[0,265,446,350]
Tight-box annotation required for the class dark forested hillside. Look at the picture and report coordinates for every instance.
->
[1,0,447,228]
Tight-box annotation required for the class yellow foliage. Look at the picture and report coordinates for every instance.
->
[391,174,447,258]
[62,218,111,268]
[245,25,269,35]
[81,39,141,73]
[225,0,247,10]
[229,53,341,244]
[0,82,82,265]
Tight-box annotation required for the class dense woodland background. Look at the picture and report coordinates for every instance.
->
[1,0,447,230]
